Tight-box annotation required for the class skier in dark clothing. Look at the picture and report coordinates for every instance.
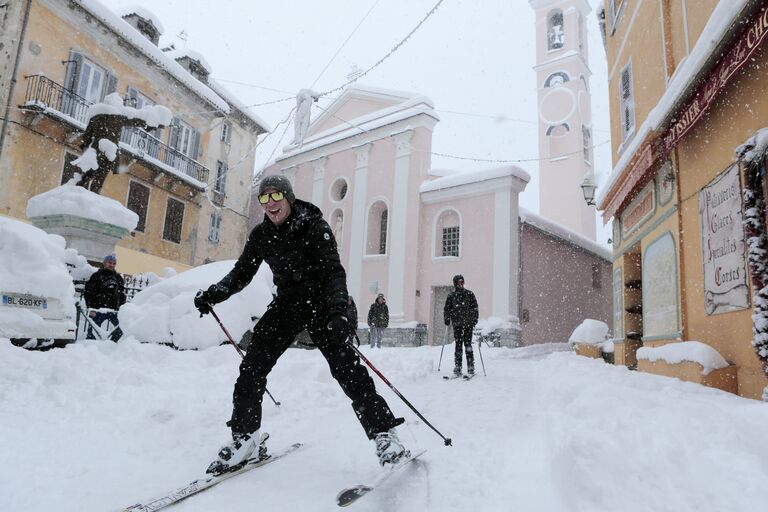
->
[367,294,389,348]
[194,174,409,475]
[346,296,358,332]
[83,253,125,341]
[443,274,479,377]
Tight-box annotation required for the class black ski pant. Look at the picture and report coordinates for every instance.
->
[229,296,402,439]
[453,323,475,372]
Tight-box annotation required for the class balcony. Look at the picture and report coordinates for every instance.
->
[21,74,210,187]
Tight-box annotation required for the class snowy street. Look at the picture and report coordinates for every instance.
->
[2,340,767,512]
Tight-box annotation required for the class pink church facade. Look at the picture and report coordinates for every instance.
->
[258,86,529,345]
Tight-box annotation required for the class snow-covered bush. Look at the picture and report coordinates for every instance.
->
[119,260,274,349]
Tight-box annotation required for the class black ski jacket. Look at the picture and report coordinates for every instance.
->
[216,199,348,316]
[84,269,126,310]
[444,288,479,327]
[346,297,358,327]
[367,302,389,328]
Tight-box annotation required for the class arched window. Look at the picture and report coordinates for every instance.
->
[547,10,565,51]
[366,201,388,255]
[544,72,570,88]
[435,209,461,258]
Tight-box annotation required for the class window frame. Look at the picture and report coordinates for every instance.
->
[162,197,185,244]
[547,9,565,52]
[619,61,636,143]
[432,208,462,260]
[208,210,221,244]
[214,160,228,195]
[126,180,151,233]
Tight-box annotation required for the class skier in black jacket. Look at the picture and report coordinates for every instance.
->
[443,274,479,377]
[195,175,408,475]
[83,253,125,341]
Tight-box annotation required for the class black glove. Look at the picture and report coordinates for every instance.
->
[194,284,228,316]
[327,313,355,343]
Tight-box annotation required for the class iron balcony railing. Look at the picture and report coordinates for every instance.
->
[23,74,210,185]
[119,127,209,184]
[23,74,90,125]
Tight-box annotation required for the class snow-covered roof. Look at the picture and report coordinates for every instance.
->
[597,0,749,208]
[277,84,438,160]
[519,207,611,260]
[74,0,230,113]
[114,5,165,34]
[207,78,271,132]
[420,166,530,193]
[164,48,213,75]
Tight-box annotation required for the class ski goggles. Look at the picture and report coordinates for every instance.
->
[258,191,285,204]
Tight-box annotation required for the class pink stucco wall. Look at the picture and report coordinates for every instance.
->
[519,223,612,344]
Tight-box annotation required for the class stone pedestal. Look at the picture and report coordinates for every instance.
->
[30,214,129,263]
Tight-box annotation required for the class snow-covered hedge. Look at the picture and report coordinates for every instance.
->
[119,261,274,350]
[636,341,729,375]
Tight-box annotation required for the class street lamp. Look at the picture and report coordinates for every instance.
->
[581,171,597,206]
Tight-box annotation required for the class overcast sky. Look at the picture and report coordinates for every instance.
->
[103,0,612,242]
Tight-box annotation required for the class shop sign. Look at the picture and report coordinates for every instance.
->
[662,4,768,155]
[621,181,655,239]
[698,164,750,315]
[602,143,655,222]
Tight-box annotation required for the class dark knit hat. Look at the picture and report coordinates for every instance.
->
[103,253,117,263]
[453,274,464,286]
[258,174,295,203]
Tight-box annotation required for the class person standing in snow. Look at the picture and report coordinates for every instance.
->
[443,275,479,377]
[367,294,389,349]
[194,175,409,475]
[346,295,358,335]
[83,253,125,342]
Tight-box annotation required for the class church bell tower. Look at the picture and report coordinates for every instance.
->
[530,0,596,240]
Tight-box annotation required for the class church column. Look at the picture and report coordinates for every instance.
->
[347,143,371,302]
[387,130,413,324]
[493,188,511,319]
[311,156,327,207]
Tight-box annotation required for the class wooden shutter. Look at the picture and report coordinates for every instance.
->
[162,197,185,243]
[191,130,201,160]
[63,51,82,91]
[127,181,150,232]
[104,72,118,99]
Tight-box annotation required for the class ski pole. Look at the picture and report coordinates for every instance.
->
[437,322,449,372]
[349,331,452,446]
[477,332,487,377]
[209,308,281,408]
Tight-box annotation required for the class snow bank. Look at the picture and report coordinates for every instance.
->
[119,260,274,349]
[568,318,609,344]
[0,217,75,315]
[86,92,172,128]
[26,184,139,231]
[476,316,514,336]
[637,341,729,375]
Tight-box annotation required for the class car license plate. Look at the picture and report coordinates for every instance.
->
[1,292,48,310]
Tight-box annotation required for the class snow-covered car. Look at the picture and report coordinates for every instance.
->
[0,217,77,348]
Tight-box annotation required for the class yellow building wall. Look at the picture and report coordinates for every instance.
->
[673,41,768,400]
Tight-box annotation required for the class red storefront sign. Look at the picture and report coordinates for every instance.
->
[601,143,655,222]
[662,3,768,155]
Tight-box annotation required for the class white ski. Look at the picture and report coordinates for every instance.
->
[120,442,303,512]
[335,449,427,507]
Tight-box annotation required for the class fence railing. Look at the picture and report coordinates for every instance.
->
[23,74,90,125]
[24,75,210,184]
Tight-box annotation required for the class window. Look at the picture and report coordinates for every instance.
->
[62,51,116,119]
[60,152,80,185]
[208,211,221,243]
[442,226,460,257]
[619,62,635,142]
[582,125,592,164]
[220,121,232,144]
[127,86,154,109]
[331,178,348,202]
[331,209,344,251]
[127,181,150,232]
[366,201,388,255]
[547,10,564,51]
[214,161,228,194]
[167,118,200,176]
[162,197,185,243]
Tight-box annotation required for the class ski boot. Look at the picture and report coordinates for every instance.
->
[374,428,410,466]
[453,367,462,378]
[206,431,269,475]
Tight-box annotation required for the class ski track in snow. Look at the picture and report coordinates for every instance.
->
[2,340,768,512]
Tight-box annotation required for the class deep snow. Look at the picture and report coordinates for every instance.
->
[2,340,767,512]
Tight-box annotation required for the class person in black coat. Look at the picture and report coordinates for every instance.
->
[195,175,408,474]
[367,293,389,348]
[83,253,126,341]
[443,274,479,376]
[346,296,358,334]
